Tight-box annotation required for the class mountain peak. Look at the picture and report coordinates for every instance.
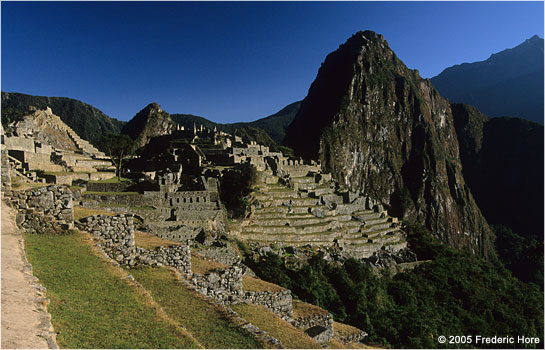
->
[143,102,163,113]
[431,36,544,123]
[121,102,175,148]
[284,32,492,255]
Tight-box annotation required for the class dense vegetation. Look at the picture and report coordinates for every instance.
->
[98,134,135,180]
[233,126,277,148]
[219,163,258,218]
[245,225,544,349]
[452,103,544,284]
[493,225,543,286]
[24,231,200,349]
[1,91,125,146]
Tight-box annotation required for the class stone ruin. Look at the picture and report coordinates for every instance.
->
[5,185,75,234]
[2,107,114,184]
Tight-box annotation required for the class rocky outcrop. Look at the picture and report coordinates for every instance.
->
[284,31,492,256]
[121,103,176,149]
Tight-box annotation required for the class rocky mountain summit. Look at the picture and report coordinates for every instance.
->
[284,31,492,256]
[121,103,177,149]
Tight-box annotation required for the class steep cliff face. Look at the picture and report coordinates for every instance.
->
[284,31,492,255]
[121,103,176,149]
[452,103,544,240]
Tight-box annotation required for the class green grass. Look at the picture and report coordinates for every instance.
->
[230,303,320,349]
[23,231,201,349]
[131,266,264,349]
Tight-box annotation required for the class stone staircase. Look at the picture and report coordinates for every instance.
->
[6,154,45,183]
[47,113,106,158]
[242,173,407,258]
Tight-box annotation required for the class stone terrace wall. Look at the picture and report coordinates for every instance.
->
[335,329,368,345]
[190,266,294,318]
[82,193,155,206]
[1,148,12,193]
[77,214,293,318]
[191,266,244,303]
[243,290,293,318]
[77,214,191,274]
[86,182,132,193]
[7,185,74,234]
[292,312,333,330]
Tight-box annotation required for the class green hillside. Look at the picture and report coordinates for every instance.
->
[1,91,125,147]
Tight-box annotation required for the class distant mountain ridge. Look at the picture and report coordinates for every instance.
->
[126,101,300,149]
[1,91,300,147]
[172,101,301,144]
[1,91,126,147]
[431,35,544,124]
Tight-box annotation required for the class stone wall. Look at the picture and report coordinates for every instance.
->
[6,185,74,234]
[76,214,191,274]
[243,290,293,318]
[86,182,132,193]
[4,136,35,152]
[1,148,12,193]
[191,266,244,303]
[335,329,368,345]
[82,193,155,206]
[10,184,73,220]
[76,214,293,318]
[292,312,333,330]
[189,265,294,318]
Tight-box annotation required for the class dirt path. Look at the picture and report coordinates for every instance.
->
[1,201,58,349]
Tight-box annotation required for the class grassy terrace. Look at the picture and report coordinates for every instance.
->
[131,267,264,349]
[23,231,201,348]
[134,231,181,250]
[242,275,285,292]
[191,254,227,274]
[230,303,319,349]
[292,300,329,319]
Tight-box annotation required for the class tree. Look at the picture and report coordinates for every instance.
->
[98,134,134,180]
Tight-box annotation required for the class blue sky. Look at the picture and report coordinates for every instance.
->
[2,1,543,123]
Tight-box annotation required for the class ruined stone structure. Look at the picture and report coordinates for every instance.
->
[77,214,294,318]
[5,185,74,234]
[2,107,113,184]
[242,169,407,259]
[1,135,12,193]
[77,214,192,273]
